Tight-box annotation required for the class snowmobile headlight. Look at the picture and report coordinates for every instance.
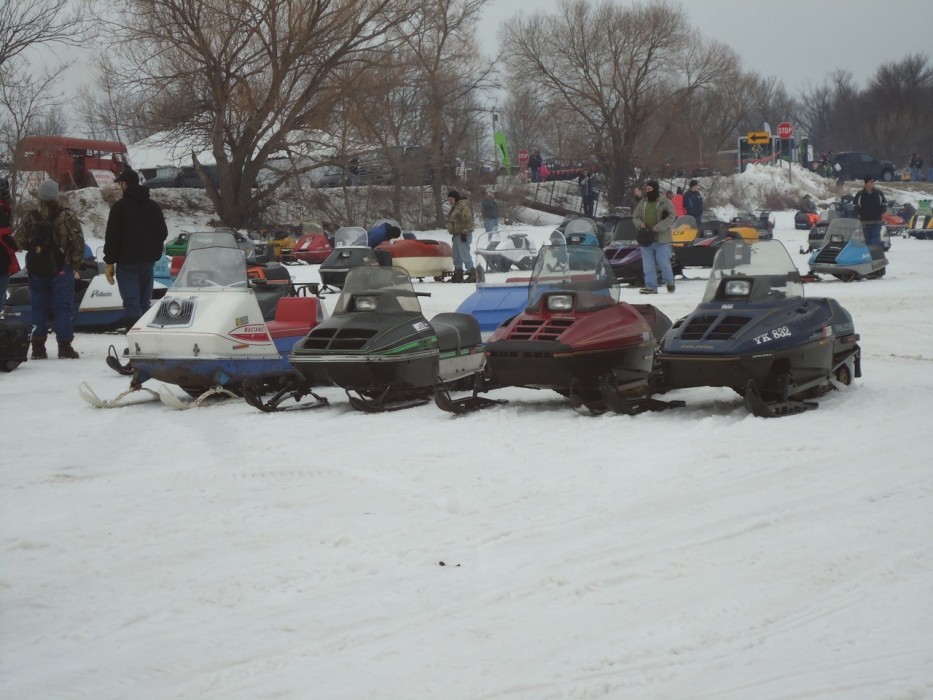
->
[166,299,183,318]
[353,295,378,312]
[724,280,751,296]
[547,294,574,311]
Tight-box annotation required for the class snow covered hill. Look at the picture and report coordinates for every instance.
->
[1,211,931,699]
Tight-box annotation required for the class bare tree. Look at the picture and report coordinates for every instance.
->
[400,0,495,225]
[0,0,89,69]
[503,0,734,205]
[96,0,425,228]
[0,62,68,205]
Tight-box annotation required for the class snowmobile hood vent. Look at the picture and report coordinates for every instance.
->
[679,314,751,341]
[302,326,378,351]
[507,317,575,341]
[149,297,196,328]
[814,242,845,264]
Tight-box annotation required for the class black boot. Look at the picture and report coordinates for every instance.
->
[448,269,464,283]
[57,341,79,359]
[31,338,48,360]
[464,268,477,283]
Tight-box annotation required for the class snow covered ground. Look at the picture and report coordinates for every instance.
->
[2,213,932,699]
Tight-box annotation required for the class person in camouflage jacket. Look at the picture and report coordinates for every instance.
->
[446,190,476,283]
[13,180,86,359]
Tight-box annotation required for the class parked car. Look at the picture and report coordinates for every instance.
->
[831,152,896,182]
[143,165,221,189]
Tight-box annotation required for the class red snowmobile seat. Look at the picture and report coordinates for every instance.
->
[266,296,320,339]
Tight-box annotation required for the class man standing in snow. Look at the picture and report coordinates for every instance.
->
[633,180,677,295]
[481,190,499,232]
[446,190,476,283]
[853,177,887,247]
[14,180,86,359]
[683,179,703,226]
[103,168,168,327]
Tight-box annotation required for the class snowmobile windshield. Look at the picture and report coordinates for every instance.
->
[334,226,368,248]
[333,265,423,315]
[821,218,865,245]
[563,218,598,237]
[673,215,697,228]
[609,217,638,244]
[173,246,249,290]
[474,231,535,259]
[703,240,803,303]
[529,244,619,311]
[185,230,239,253]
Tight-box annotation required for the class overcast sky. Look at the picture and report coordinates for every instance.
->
[477,0,933,100]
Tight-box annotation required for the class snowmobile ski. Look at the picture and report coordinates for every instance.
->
[743,379,818,418]
[346,387,430,413]
[78,381,160,408]
[157,384,239,410]
[598,375,686,415]
[433,378,505,415]
[241,378,329,412]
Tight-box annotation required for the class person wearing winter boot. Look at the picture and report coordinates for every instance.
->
[104,168,168,327]
[13,179,85,359]
[632,180,676,295]
[446,190,476,283]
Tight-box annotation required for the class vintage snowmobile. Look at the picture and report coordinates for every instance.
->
[805,218,888,281]
[289,265,491,412]
[474,230,537,272]
[377,233,454,280]
[437,242,682,415]
[906,201,933,239]
[318,226,391,291]
[675,220,742,268]
[79,243,326,409]
[457,230,535,336]
[657,238,861,418]
[457,223,603,336]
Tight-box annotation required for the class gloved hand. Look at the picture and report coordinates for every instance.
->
[104,263,115,285]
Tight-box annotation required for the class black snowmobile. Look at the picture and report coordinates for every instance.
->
[318,226,391,291]
[657,239,861,417]
[288,265,493,412]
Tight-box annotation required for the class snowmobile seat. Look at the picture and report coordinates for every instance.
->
[431,313,481,352]
[266,296,320,339]
[254,284,290,321]
[430,312,482,352]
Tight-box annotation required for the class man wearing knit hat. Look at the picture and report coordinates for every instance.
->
[13,179,86,359]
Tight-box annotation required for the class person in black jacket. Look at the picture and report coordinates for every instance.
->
[852,177,887,246]
[104,168,168,324]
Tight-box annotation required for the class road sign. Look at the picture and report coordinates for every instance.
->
[518,148,529,166]
[777,122,794,139]
[747,131,770,145]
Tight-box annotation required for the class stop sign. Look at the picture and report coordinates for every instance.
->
[518,148,529,166]
[777,122,794,139]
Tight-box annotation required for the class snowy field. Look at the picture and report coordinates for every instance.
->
[2,212,932,699]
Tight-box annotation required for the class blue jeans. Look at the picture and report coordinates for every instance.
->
[29,267,76,341]
[641,241,674,289]
[862,222,883,246]
[451,233,474,271]
[116,262,155,323]
[484,218,498,232]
